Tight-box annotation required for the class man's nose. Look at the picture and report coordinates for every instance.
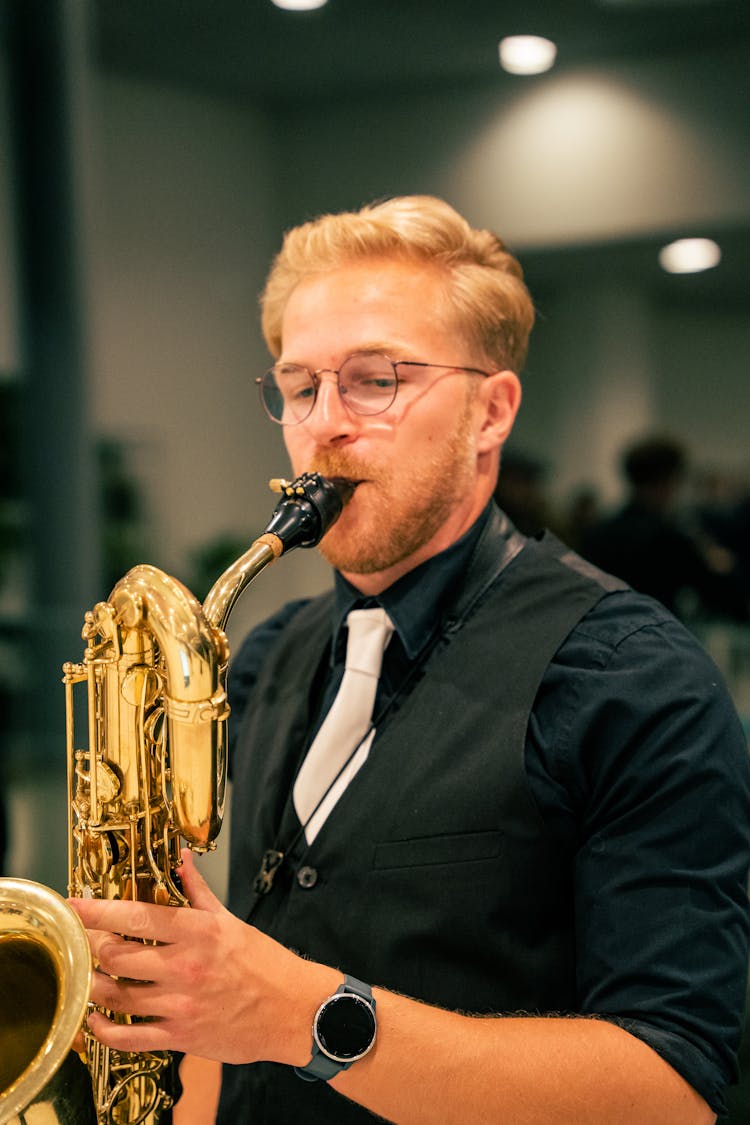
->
[305,372,357,441]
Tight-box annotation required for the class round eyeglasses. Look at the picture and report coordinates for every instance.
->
[256,351,492,425]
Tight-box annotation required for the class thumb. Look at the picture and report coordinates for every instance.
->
[179,848,225,914]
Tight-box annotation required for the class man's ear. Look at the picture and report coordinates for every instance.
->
[476,370,522,453]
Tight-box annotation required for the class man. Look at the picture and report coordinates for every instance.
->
[71,196,750,1124]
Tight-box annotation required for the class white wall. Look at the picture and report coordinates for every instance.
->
[85,75,334,642]
[88,77,277,571]
[273,44,750,245]
[446,48,750,248]
[515,284,659,505]
[655,310,750,473]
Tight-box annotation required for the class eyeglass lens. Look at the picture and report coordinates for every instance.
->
[260,353,398,424]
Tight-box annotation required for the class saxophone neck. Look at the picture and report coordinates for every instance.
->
[202,536,282,632]
[202,472,353,631]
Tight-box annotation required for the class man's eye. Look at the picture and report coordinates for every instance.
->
[276,370,313,400]
[365,376,396,389]
[350,370,396,390]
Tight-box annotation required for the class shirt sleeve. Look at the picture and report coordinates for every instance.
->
[526,592,750,1115]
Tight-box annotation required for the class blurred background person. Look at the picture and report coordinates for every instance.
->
[554,484,603,556]
[492,448,550,537]
[581,434,749,622]
[693,469,750,605]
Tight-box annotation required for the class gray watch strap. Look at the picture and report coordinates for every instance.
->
[295,975,376,1083]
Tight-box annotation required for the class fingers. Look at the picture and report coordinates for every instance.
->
[83,929,167,1019]
[69,896,183,944]
[87,927,163,982]
[179,849,225,915]
[68,853,224,940]
[89,972,157,1018]
[85,947,196,1040]
[85,1008,173,1054]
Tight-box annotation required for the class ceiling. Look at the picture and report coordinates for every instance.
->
[91,0,750,104]
[519,224,750,310]
[88,0,750,306]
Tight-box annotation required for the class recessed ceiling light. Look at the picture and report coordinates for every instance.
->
[271,0,328,10]
[498,36,557,76]
[658,238,722,274]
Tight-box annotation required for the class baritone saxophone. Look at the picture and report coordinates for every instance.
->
[0,472,353,1125]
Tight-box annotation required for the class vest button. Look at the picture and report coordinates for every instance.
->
[297,865,318,889]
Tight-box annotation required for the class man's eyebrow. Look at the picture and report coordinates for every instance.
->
[276,343,422,368]
[354,342,396,354]
[355,342,421,360]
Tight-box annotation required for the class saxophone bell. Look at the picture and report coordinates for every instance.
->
[0,879,95,1125]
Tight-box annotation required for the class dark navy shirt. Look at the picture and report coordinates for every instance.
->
[227,508,750,1115]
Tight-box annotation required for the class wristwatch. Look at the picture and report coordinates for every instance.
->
[295,975,377,1082]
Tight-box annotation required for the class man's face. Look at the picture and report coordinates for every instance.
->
[278,258,513,590]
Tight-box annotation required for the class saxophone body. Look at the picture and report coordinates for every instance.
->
[63,564,228,1124]
[0,472,352,1125]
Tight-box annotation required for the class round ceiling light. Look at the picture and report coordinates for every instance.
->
[271,0,328,10]
[498,35,557,76]
[658,238,722,274]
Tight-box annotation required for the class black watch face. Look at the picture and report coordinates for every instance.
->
[315,993,376,1062]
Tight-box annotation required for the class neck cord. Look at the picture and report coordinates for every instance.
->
[248,622,444,910]
[247,511,525,917]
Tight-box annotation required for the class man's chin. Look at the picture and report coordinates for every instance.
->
[318,512,425,577]
[318,518,387,575]
[317,529,375,575]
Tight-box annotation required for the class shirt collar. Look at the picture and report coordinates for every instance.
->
[332,502,494,663]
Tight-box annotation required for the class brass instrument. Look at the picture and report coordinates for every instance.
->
[0,472,352,1125]
[0,878,96,1124]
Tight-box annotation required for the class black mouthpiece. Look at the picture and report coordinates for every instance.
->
[264,473,353,552]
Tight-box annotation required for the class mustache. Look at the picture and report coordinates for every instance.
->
[308,450,387,485]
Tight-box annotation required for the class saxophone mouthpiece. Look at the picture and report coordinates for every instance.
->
[264,472,352,551]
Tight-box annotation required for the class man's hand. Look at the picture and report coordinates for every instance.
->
[68,854,715,1125]
[67,850,334,1066]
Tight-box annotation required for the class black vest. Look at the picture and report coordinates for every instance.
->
[219,524,623,1123]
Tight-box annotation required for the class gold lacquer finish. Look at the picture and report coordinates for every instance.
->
[63,568,230,1123]
[0,473,352,1125]
[0,878,95,1125]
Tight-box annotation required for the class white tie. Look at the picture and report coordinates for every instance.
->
[293,607,393,844]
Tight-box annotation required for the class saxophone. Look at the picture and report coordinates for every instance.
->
[0,472,352,1125]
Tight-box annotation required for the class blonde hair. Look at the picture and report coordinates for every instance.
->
[261,195,535,373]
